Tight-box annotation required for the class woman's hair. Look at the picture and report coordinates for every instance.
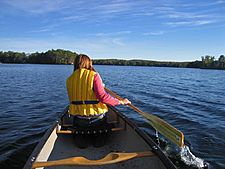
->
[74,54,95,71]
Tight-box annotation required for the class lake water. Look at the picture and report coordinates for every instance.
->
[0,64,225,169]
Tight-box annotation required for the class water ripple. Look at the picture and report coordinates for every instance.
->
[0,65,225,169]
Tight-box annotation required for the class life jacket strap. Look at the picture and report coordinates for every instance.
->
[71,100,99,105]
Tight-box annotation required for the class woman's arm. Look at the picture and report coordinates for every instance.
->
[93,73,120,106]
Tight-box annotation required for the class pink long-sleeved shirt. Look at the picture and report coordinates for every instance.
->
[93,73,120,106]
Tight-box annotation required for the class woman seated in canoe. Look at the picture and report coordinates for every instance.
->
[66,54,131,148]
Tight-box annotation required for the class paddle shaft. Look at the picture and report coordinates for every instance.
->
[32,151,154,168]
[105,87,152,116]
[105,87,184,148]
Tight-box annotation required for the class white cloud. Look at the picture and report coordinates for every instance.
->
[3,0,72,14]
[29,28,51,33]
[0,35,127,54]
[199,0,225,6]
[58,1,151,23]
[94,1,141,16]
[95,31,132,37]
[60,15,87,22]
[166,12,208,19]
[2,0,224,29]
[132,12,155,17]
[155,2,224,28]
[0,38,64,52]
[111,38,125,46]
[166,20,216,27]
[143,31,166,36]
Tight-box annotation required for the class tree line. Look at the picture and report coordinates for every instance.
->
[0,49,224,69]
[0,49,77,64]
[93,59,190,67]
[201,55,225,69]
[92,55,225,69]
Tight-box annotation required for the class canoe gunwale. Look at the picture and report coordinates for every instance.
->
[109,106,177,169]
[23,105,176,169]
[23,106,69,169]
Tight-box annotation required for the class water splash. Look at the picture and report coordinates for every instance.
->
[154,130,208,168]
[155,131,160,146]
[180,145,207,168]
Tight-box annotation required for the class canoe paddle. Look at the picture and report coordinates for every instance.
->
[32,151,154,168]
[105,87,184,148]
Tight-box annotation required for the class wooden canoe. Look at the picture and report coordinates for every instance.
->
[23,106,177,169]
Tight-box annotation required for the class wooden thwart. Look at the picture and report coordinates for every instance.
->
[32,151,155,168]
[56,127,125,134]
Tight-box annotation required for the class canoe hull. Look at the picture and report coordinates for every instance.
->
[23,106,176,169]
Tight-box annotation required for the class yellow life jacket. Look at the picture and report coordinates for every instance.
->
[66,68,108,116]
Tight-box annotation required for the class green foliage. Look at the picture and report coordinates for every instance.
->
[94,59,190,68]
[93,59,189,67]
[0,49,224,70]
[186,61,202,68]
[0,51,26,63]
[27,49,77,64]
[0,49,77,64]
[218,55,225,68]
[93,55,225,70]
[201,55,225,69]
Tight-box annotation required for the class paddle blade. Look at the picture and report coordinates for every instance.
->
[141,112,184,148]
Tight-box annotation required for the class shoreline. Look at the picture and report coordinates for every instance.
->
[1,62,225,71]
[1,49,224,70]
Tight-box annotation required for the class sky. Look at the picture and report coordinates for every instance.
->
[0,0,225,61]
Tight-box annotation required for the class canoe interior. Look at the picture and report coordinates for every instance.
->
[24,106,176,169]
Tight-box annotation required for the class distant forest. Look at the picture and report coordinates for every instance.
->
[0,49,225,70]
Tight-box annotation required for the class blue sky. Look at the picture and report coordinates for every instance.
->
[0,0,225,61]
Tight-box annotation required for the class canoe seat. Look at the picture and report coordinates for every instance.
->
[57,112,126,135]
[57,126,125,134]
[70,122,114,135]
[57,122,125,134]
